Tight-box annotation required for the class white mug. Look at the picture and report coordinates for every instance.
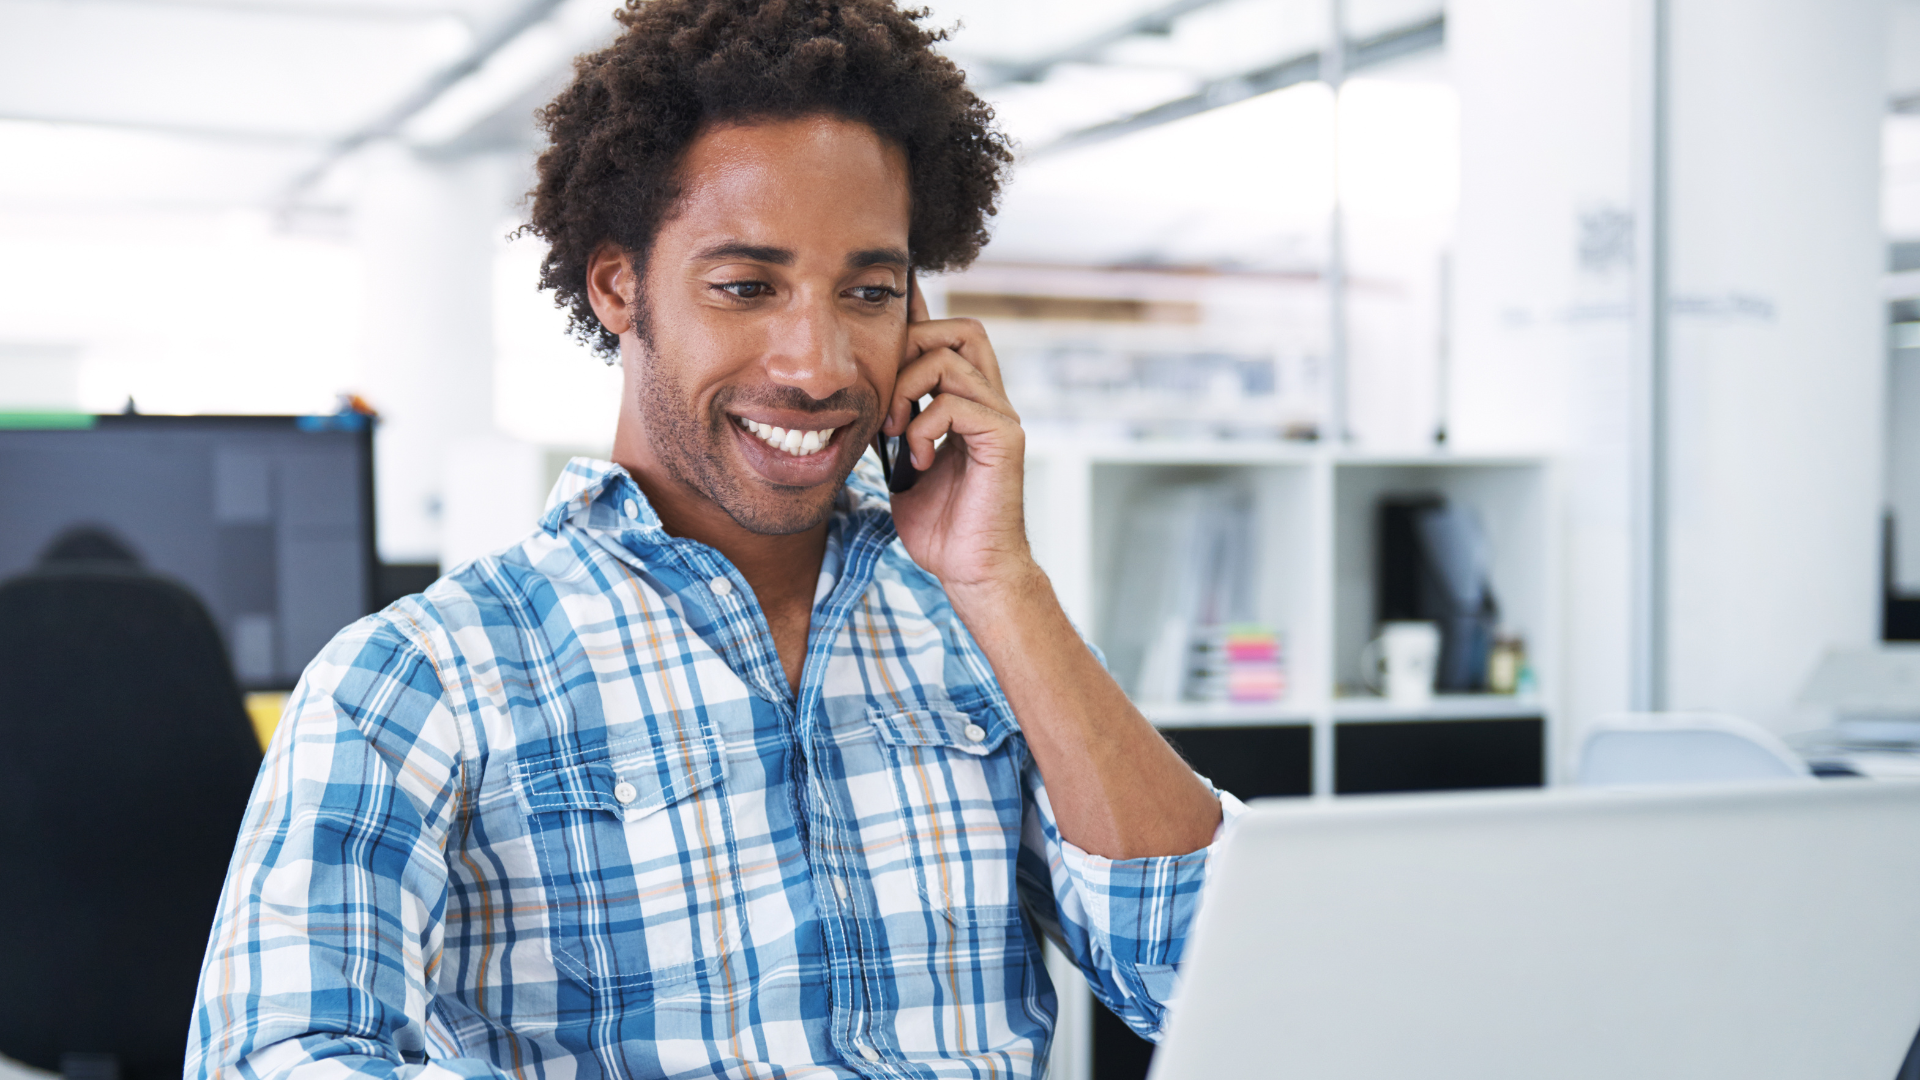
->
[1362,621,1441,707]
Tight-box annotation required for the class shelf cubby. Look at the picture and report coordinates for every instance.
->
[1026,439,1556,782]
[1024,441,1557,1080]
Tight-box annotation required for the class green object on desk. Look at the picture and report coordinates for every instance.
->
[0,412,95,430]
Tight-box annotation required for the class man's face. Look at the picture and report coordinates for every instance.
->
[609,115,911,536]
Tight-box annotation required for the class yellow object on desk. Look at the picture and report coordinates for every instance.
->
[245,692,290,751]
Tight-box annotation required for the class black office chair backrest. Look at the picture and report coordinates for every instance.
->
[0,562,262,1080]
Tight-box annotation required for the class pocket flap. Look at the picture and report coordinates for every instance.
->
[868,704,1009,757]
[512,731,726,822]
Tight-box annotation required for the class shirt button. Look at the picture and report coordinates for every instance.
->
[613,781,637,805]
[709,576,733,597]
[833,879,849,902]
[964,723,986,743]
[858,1046,880,1063]
[623,498,638,518]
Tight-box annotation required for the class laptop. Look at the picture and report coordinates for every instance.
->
[1149,781,1920,1080]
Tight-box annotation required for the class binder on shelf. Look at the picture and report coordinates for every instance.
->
[1103,479,1287,704]
[1377,496,1500,692]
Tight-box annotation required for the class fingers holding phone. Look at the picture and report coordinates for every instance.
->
[875,397,920,492]
[881,273,1033,592]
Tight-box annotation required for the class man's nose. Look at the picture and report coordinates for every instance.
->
[763,293,859,400]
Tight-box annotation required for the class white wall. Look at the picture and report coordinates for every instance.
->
[0,206,361,417]
[1663,0,1888,731]
[356,143,526,566]
[1453,0,1890,739]
[1450,0,1637,743]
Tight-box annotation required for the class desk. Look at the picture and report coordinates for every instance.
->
[0,1054,56,1080]
[1810,749,1920,779]
[1788,727,1920,780]
[245,691,289,750]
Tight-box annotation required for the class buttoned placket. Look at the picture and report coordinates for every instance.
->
[662,540,791,707]
[796,523,902,1075]
[608,477,905,1075]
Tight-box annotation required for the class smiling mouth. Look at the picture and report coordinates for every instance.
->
[732,415,840,457]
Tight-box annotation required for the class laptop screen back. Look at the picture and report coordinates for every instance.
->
[1152,782,1920,1080]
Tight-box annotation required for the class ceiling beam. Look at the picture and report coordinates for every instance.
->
[19,0,467,24]
[1029,12,1445,158]
[279,0,570,204]
[0,110,330,145]
[969,0,1240,88]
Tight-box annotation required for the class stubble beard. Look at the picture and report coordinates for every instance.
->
[632,337,877,537]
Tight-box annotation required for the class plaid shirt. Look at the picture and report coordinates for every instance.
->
[189,457,1241,1080]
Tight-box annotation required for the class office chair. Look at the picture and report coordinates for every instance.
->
[0,537,262,1080]
[1575,711,1813,786]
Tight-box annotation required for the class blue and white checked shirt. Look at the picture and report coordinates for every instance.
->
[189,457,1242,1080]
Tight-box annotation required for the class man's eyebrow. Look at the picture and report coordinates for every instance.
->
[693,242,794,265]
[847,247,910,270]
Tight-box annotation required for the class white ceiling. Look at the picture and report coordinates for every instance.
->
[0,0,479,138]
[7,0,1920,228]
[0,0,1447,216]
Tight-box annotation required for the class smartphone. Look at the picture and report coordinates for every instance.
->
[877,273,922,493]
[876,397,920,493]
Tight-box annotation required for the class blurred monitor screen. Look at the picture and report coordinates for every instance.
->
[0,414,375,690]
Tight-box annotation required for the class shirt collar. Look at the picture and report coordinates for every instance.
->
[539,454,897,551]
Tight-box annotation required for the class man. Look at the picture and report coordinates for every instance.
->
[189,1,1241,1076]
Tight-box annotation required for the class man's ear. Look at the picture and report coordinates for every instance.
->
[586,244,636,335]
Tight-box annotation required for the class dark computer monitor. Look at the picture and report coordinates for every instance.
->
[0,414,377,690]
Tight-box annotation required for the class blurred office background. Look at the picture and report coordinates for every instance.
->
[2,0,1918,1077]
[5,0,1912,734]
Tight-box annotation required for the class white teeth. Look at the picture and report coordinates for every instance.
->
[734,416,838,457]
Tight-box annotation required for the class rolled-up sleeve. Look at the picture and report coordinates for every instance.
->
[186,616,507,1080]
[1015,763,1247,1041]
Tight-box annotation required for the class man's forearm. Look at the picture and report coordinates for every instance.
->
[947,561,1221,860]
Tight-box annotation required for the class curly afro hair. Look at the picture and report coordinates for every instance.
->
[526,0,1014,358]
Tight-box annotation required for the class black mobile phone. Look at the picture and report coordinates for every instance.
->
[877,272,921,493]
[876,397,921,493]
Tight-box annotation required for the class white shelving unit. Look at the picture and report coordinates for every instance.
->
[1026,438,1559,791]
[1026,439,1558,1080]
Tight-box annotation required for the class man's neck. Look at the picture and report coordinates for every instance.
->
[625,465,828,603]
[614,439,829,694]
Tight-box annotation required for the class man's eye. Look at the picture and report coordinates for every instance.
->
[716,282,769,299]
[851,286,902,304]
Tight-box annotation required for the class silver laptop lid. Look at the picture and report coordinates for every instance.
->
[1151,781,1920,1080]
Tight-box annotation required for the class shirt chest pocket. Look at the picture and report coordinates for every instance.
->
[867,705,1024,928]
[511,730,747,994]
